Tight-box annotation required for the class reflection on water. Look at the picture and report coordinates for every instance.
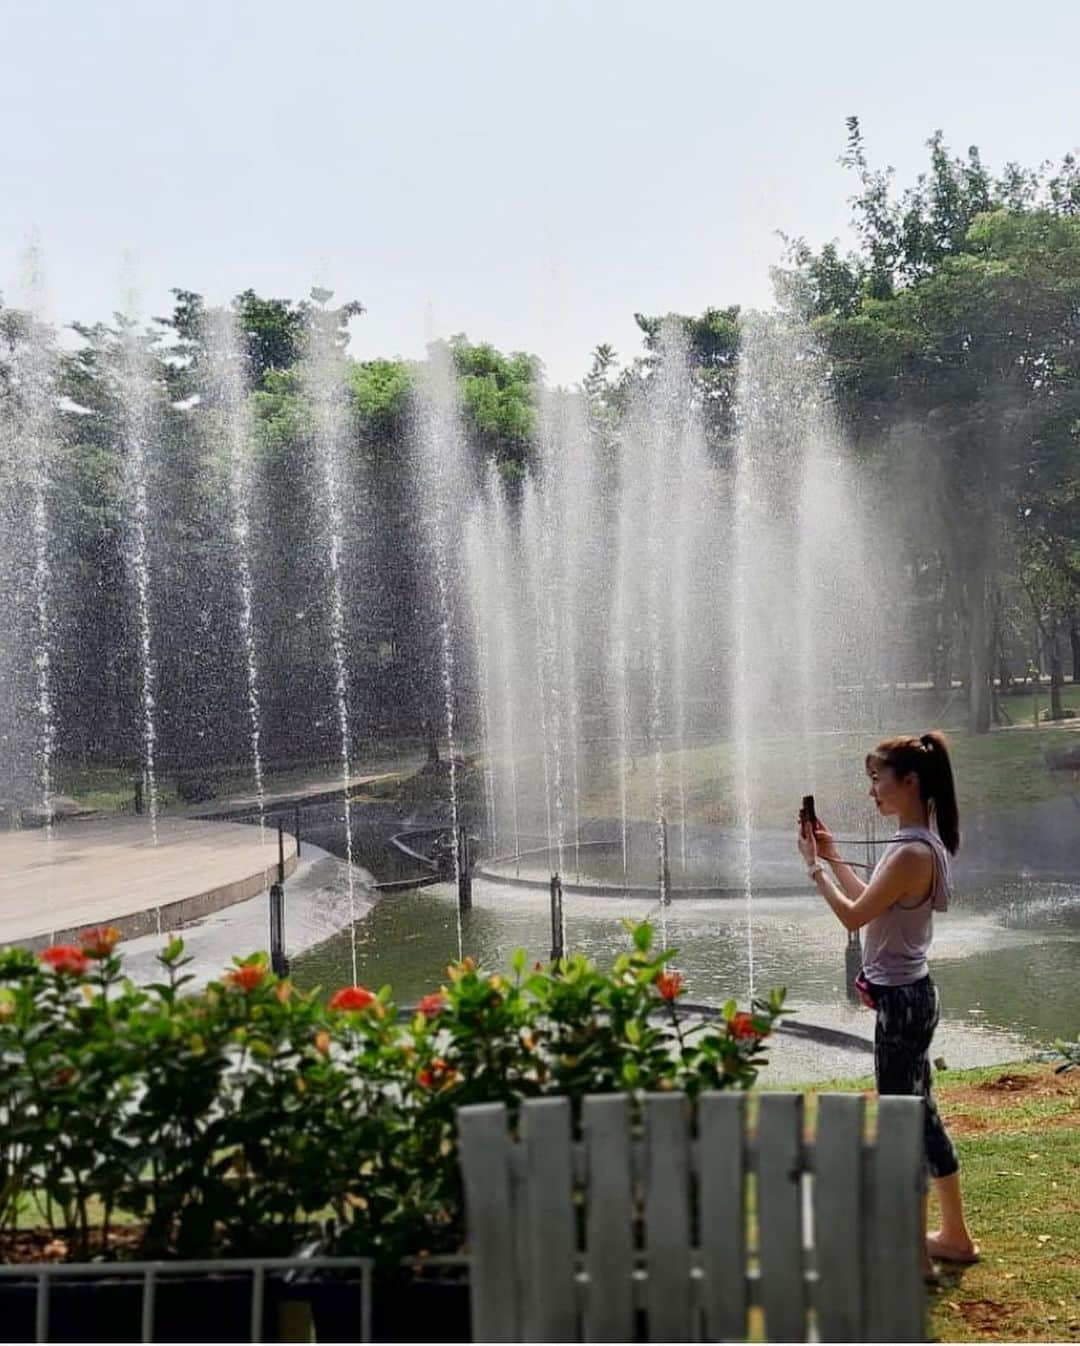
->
[293,873,1079,1045]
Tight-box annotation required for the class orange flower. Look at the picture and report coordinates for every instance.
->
[654,970,684,1002]
[730,1011,764,1040]
[417,1057,458,1090]
[78,925,121,958]
[329,985,375,1012]
[314,1030,332,1056]
[226,964,266,992]
[417,992,446,1019]
[40,945,90,977]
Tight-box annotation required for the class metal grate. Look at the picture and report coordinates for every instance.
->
[0,1255,373,1343]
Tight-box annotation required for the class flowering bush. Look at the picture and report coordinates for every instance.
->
[0,920,785,1265]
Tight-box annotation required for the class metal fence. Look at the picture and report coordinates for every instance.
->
[0,1254,373,1343]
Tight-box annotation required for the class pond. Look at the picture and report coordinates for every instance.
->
[295,867,1079,1063]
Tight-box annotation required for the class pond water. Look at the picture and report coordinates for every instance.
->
[294,869,1079,1055]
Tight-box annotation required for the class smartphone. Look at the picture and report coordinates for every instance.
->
[801,794,817,827]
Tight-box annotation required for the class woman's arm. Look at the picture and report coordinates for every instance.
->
[810,844,931,931]
[828,858,866,901]
[810,821,866,900]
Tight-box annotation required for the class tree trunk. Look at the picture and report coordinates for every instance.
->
[1048,627,1064,721]
[932,601,952,692]
[1070,614,1080,684]
[967,575,993,735]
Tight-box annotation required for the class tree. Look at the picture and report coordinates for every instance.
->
[784,125,1080,732]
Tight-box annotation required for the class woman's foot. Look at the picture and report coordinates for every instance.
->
[927,1231,980,1264]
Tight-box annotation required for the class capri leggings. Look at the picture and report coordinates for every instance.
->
[872,975,959,1179]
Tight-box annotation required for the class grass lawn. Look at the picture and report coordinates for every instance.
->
[793,1062,1080,1343]
[581,719,1079,829]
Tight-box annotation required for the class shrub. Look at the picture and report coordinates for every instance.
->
[0,922,785,1265]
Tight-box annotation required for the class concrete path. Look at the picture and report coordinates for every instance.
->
[0,816,297,950]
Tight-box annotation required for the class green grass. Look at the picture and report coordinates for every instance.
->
[581,721,1079,828]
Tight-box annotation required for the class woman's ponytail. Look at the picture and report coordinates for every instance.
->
[919,731,960,855]
[867,729,961,854]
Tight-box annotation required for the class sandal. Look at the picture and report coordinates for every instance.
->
[927,1234,981,1264]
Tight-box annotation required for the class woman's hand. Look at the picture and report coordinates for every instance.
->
[797,812,840,867]
[810,819,840,863]
[797,818,818,867]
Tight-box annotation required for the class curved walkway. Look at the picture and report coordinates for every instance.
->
[0,816,297,951]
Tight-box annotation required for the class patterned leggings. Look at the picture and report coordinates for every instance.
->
[873,975,959,1179]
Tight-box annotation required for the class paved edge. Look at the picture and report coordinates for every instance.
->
[2,847,298,953]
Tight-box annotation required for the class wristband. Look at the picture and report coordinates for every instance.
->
[807,861,828,880]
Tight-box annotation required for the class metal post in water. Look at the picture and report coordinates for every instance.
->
[659,814,672,906]
[457,825,472,914]
[268,819,290,974]
[844,928,863,1004]
[269,880,288,977]
[549,872,564,962]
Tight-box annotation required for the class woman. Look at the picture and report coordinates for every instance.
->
[797,730,979,1270]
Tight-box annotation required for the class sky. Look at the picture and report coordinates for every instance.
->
[2,0,1079,386]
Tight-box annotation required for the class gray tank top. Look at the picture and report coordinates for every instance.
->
[861,824,953,987]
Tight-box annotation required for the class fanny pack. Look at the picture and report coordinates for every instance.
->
[853,970,878,1010]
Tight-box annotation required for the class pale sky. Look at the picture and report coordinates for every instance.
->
[2,0,1078,385]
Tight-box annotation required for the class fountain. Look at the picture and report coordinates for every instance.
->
[303,301,362,981]
[2,253,1073,1064]
[0,247,60,842]
[203,311,267,833]
[411,342,475,961]
[118,291,162,846]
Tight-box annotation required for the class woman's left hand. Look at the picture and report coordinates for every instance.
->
[797,818,818,867]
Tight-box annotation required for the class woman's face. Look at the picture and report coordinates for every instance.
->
[866,759,917,816]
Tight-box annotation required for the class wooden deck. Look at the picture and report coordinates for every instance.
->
[0,817,296,950]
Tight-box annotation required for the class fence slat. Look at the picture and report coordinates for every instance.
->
[35,1271,48,1344]
[868,1097,926,1343]
[643,1093,693,1342]
[458,1102,519,1342]
[698,1091,748,1342]
[140,1267,156,1343]
[582,1095,634,1343]
[814,1094,866,1342]
[756,1093,806,1343]
[520,1097,578,1342]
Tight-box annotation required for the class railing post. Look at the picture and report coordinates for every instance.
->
[457,825,472,914]
[845,928,863,1004]
[269,881,288,976]
[659,813,672,906]
[294,803,302,858]
[550,872,564,962]
[270,820,289,976]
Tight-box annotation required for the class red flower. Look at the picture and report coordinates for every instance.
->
[654,970,684,1002]
[79,925,121,958]
[329,985,375,1012]
[40,945,90,977]
[226,964,266,992]
[417,991,446,1019]
[417,1057,458,1090]
[730,1011,764,1040]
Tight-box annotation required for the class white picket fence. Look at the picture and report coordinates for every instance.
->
[457,1091,926,1343]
